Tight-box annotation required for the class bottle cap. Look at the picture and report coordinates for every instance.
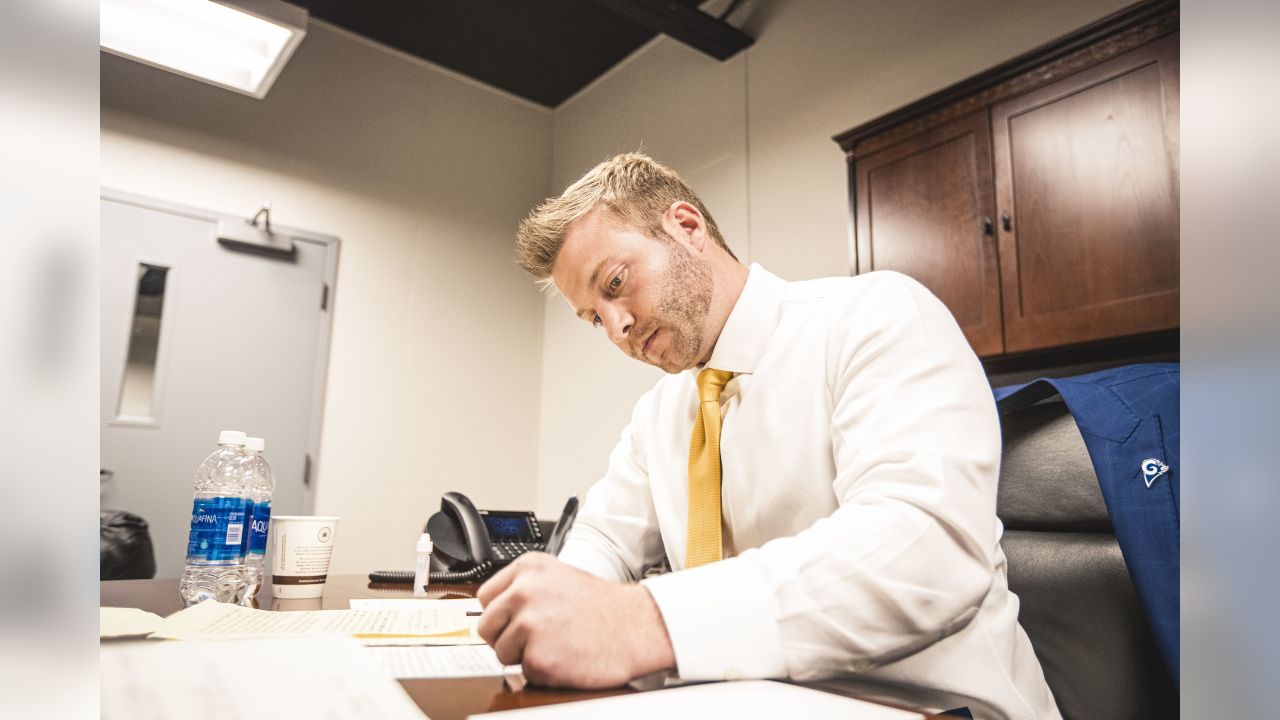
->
[244,437,265,452]
[416,532,433,552]
[218,430,247,445]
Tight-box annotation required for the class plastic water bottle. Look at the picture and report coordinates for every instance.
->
[238,436,275,604]
[179,430,250,606]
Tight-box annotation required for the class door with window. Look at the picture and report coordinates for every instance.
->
[100,190,337,579]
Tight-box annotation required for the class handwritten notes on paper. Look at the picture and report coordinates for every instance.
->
[149,600,483,644]
[365,645,516,679]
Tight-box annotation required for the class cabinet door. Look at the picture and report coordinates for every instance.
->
[993,33,1179,353]
[855,110,1004,356]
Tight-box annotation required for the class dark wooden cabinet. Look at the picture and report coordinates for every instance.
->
[855,110,1003,356]
[993,33,1179,352]
[837,1,1179,358]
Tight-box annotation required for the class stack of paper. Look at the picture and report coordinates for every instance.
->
[101,599,484,645]
[365,645,515,679]
[100,607,165,639]
[101,636,426,719]
[347,599,517,678]
[350,597,483,613]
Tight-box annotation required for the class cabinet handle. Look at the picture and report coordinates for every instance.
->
[981,217,994,235]
[1001,213,1012,232]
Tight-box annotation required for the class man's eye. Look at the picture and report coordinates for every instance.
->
[592,314,602,328]
[609,273,624,292]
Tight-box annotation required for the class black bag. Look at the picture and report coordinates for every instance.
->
[100,510,157,580]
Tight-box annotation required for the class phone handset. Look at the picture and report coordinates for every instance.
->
[420,492,499,583]
[429,491,498,565]
[369,492,548,586]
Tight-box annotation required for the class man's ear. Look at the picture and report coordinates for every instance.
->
[664,201,707,252]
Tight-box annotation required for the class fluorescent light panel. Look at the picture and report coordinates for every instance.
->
[101,0,306,98]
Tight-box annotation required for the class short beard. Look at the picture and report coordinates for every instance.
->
[650,235,713,373]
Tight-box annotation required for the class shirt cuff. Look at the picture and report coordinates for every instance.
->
[640,558,787,680]
[557,525,631,583]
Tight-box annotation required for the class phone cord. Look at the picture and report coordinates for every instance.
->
[427,562,495,584]
[367,561,495,585]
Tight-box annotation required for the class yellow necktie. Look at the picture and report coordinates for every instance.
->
[686,367,734,569]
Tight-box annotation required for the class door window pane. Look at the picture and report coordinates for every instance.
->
[117,264,168,420]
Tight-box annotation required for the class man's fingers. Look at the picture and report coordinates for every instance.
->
[475,588,516,647]
[473,555,584,679]
[476,560,521,607]
[520,659,557,688]
[491,610,531,667]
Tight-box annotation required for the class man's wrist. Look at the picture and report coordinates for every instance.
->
[630,583,677,678]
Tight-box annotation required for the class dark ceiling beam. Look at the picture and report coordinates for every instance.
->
[587,0,754,61]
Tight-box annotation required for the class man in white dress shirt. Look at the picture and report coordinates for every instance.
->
[476,153,1061,719]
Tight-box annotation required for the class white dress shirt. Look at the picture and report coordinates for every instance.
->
[558,265,1062,720]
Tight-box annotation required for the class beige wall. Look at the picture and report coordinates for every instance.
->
[534,0,1134,514]
[99,1,1138,560]
[101,21,553,573]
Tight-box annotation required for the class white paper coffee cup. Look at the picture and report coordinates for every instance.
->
[270,515,340,599]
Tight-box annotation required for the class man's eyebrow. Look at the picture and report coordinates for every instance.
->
[587,257,609,290]
[570,258,612,321]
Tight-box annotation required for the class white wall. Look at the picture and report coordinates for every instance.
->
[534,0,1135,514]
[101,21,553,574]
[99,1,1140,564]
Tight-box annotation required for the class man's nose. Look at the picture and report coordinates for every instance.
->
[601,305,633,346]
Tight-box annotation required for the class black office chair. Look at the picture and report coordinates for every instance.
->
[997,398,1178,719]
[100,509,157,580]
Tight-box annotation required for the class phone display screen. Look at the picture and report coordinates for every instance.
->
[481,512,538,541]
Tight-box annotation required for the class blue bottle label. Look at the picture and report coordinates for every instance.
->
[185,496,248,565]
[240,500,255,556]
[247,501,271,556]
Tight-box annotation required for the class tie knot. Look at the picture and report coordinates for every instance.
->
[696,367,734,403]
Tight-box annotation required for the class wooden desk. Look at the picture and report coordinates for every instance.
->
[102,575,932,719]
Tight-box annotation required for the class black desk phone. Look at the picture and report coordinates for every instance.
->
[370,492,547,585]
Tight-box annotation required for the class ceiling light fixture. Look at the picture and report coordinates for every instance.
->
[100,0,308,99]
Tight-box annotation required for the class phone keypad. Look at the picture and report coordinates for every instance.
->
[493,541,543,563]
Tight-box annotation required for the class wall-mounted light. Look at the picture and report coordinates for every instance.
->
[100,0,308,99]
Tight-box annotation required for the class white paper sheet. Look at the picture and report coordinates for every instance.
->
[365,645,517,679]
[351,597,484,614]
[100,607,165,638]
[150,599,481,644]
[469,680,923,719]
[101,636,426,720]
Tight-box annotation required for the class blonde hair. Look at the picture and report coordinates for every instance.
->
[515,153,736,287]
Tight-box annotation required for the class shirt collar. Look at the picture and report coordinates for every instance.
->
[702,264,786,375]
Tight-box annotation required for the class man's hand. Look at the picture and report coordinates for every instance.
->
[475,553,676,688]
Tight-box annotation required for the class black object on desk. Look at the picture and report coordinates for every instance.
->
[542,495,579,557]
[370,493,578,587]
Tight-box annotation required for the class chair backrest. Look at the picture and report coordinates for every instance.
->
[100,509,157,580]
[998,399,1177,720]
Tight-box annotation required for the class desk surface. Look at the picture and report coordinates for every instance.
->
[102,575,932,720]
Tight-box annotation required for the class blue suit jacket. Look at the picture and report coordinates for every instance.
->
[993,364,1179,683]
